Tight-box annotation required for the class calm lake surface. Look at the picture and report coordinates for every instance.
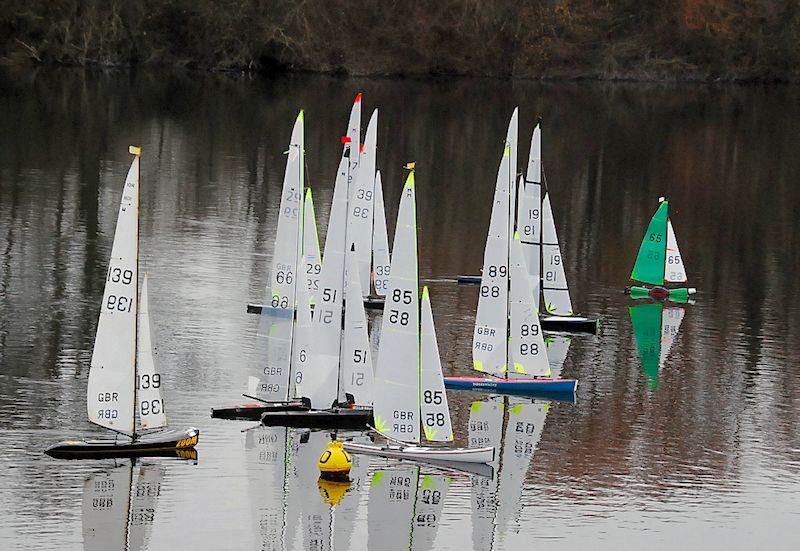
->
[1,68,799,550]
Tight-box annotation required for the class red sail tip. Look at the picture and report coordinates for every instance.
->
[359,144,365,154]
[341,136,352,144]
[354,93,362,103]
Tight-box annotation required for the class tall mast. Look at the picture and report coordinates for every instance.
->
[130,145,142,441]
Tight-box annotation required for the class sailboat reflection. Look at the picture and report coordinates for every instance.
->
[245,427,372,550]
[629,303,686,389]
[367,465,451,551]
[468,395,557,549]
[82,457,186,550]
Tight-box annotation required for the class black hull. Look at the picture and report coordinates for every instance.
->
[247,297,385,315]
[260,409,372,429]
[45,428,199,460]
[540,315,599,334]
[210,401,308,420]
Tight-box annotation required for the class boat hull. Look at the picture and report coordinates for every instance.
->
[444,376,577,396]
[260,408,372,429]
[626,285,696,303]
[210,400,309,420]
[344,441,495,464]
[45,427,199,459]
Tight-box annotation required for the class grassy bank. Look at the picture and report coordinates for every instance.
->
[2,0,800,82]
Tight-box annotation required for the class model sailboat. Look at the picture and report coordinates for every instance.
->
[260,152,374,429]
[46,148,199,458]
[626,197,696,302]
[344,170,494,465]
[212,111,309,420]
[445,128,578,397]
[459,118,598,334]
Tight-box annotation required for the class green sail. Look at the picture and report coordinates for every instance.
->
[629,303,662,389]
[631,201,668,285]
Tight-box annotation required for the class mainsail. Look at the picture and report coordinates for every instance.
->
[304,155,350,408]
[631,200,669,286]
[472,143,511,375]
[348,108,378,295]
[373,172,419,442]
[88,153,139,435]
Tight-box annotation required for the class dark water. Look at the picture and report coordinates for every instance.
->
[1,68,799,550]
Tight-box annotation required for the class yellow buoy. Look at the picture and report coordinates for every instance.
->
[317,477,351,506]
[318,440,352,481]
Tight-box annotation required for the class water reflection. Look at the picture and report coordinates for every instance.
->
[81,462,165,551]
[629,303,686,388]
[1,68,800,549]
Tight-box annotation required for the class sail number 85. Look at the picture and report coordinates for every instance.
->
[388,309,409,325]
[423,390,443,405]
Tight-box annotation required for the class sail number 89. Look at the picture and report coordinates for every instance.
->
[487,266,506,278]
[480,285,500,298]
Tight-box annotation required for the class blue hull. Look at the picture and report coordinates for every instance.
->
[444,376,577,400]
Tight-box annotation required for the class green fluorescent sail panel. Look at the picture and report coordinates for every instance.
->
[631,201,669,285]
[629,303,662,389]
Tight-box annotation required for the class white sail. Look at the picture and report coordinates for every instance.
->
[472,144,511,375]
[302,188,322,305]
[136,274,167,431]
[419,287,453,442]
[508,235,550,377]
[270,111,304,311]
[541,193,573,315]
[507,109,518,244]
[373,173,420,443]
[344,93,362,199]
[290,279,313,399]
[410,474,451,551]
[372,170,391,296]
[495,400,548,531]
[368,468,418,551]
[520,122,543,309]
[88,154,139,435]
[304,155,350,409]
[341,245,374,404]
[128,464,165,551]
[664,218,688,283]
[82,466,132,551]
[347,108,378,295]
[468,399,503,551]
[660,306,686,366]
[546,334,572,379]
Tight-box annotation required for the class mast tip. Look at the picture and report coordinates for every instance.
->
[129,145,142,156]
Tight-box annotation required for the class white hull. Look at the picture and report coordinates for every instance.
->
[344,441,495,464]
